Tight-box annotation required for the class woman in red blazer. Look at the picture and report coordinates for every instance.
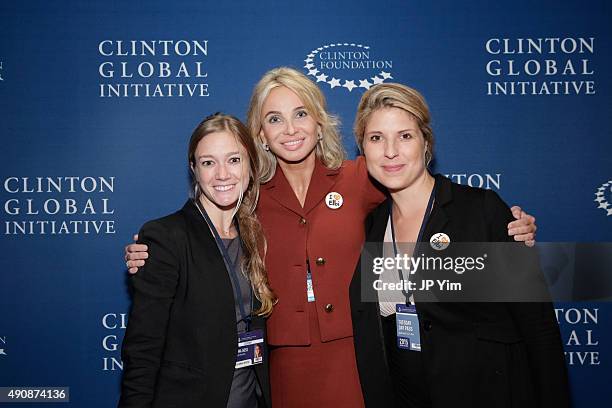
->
[125,67,537,407]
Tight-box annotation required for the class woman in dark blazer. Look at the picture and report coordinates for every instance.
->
[349,84,570,408]
[119,114,275,408]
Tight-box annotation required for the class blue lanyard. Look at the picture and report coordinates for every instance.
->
[389,181,437,304]
[194,199,252,328]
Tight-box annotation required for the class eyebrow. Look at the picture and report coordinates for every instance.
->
[365,128,417,135]
[197,152,241,159]
[263,106,307,117]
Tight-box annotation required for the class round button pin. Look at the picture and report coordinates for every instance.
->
[430,232,450,251]
[325,192,343,209]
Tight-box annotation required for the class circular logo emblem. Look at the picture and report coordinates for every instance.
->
[594,180,612,216]
[303,42,394,92]
[325,192,343,209]
[430,232,450,251]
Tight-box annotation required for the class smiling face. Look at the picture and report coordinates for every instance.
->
[362,107,428,191]
[259,86,320,165]
[191,130,250,210]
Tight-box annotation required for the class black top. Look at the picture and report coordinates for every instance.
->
[119,200,270,408]
[350,174,570,408]
[222,237,261,408]
[222,237,252,333]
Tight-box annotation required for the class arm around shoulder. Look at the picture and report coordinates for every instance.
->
[354,156,386,211]
[483,189,515,243]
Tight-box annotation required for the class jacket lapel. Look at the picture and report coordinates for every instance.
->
[261,165,305,217]
[365,174,453,245]
[181,200,228,269]
[303,159,340,215]
[183,199,265,326]
[182,199,215,246]
[260,159,340,216]
[359,201,391,309]
[250,296,265,330]
[366,200,390,246]
[422,174,452,242]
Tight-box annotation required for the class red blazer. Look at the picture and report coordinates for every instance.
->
[257,157,385,346]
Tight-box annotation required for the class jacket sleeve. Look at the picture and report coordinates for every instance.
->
[484,189,571,407]
[119,219,181,408]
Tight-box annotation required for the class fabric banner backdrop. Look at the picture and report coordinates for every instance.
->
[1,0,610,406]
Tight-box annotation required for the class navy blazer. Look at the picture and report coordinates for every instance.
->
[350,175,570,408]
[119,200,270,408]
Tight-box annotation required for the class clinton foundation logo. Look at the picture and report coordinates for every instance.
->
[485,37,596,96]
[594,180,612,216]
[98,40,210,98]
[304,43,393,92]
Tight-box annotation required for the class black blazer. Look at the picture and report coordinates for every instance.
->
[119,200,270,408]
[350,175,570,408]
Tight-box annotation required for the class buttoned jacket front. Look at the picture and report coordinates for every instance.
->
[257,157,384,346]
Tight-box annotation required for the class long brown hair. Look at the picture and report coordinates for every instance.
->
[188,113,276,316]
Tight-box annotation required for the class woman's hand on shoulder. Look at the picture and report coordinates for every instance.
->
[508,206,537,247]
[124,234,149,274]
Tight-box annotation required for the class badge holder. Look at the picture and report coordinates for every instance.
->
[236,329,265,369]
[306,260,316,302]
[395,304,421,351]
[390,181,436,353]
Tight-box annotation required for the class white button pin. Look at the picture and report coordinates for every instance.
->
[325,192,343,209]
[430,232,450,251]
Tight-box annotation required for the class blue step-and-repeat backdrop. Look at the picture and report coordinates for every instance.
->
[1,0,610,406]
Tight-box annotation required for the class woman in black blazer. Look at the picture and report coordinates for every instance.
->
[349,84,570,408]
[119,113,275,408]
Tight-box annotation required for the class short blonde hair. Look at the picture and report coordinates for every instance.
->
[247,67,346,182]
[354,83,434,166]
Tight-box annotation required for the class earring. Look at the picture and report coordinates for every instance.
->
[263,143,270,151]
[424,150,432,168]
[317,133,323,141]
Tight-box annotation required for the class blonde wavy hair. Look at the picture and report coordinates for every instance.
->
[354,83,434,167]
[246,67,346,182]
[188,113,276,316]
